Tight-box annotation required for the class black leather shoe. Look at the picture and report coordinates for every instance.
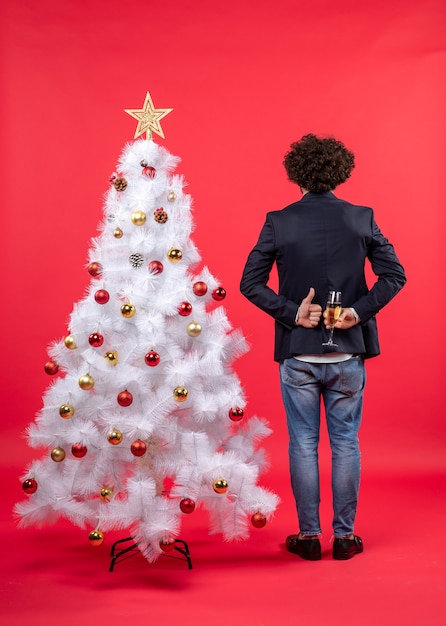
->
[286,534,321,561]
[332,535,363,560]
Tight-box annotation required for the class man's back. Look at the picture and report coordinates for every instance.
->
[269,191,372,309]
[240,191,406,360]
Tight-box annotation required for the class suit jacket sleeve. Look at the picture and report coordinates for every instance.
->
[351,217,406,322]
[240,214,298,329]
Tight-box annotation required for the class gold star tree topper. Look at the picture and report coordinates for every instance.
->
[125,91,173,140]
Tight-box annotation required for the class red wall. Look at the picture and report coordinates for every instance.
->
[2,0,445,476]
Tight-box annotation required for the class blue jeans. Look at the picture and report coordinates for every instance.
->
[279,357,366,537]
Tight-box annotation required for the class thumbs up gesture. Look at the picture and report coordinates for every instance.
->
[297,287,322,328]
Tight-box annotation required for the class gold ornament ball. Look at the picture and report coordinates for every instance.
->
[79,374,94,390]
[100,486,114,502]
[50,447,66,462]
[167,190,176,202]
[64,335,77,349]
[104,351,119,365]
[167,247,182,263]
[121,303,136,318]
[59,404,75,419]
[131,210,146,226]
[213,478,229,494]
[186,321,202,337]
[113,227,123,238]
[173,386,188,402]
[88,530,104,546]
[107,429,123,445]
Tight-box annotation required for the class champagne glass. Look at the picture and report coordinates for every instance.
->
[322,290,342,347]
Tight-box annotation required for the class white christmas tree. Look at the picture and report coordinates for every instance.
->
[15,92,279,564]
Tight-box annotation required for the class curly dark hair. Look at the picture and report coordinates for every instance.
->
[283,134,355,193]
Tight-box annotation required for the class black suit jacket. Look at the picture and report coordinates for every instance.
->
[240,192,406,361]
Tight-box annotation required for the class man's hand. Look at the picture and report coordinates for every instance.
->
[297,287,322,328]
[323,307,359,330]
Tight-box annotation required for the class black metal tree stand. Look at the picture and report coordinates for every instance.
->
[109,537,192,572]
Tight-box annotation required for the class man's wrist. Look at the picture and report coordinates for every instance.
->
[295,307,300,325]
[350,307,360,323]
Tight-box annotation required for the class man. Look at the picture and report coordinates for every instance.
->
[240,134,406,560]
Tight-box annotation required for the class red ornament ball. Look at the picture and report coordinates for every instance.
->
[180,498,196,514]
[229,407,244,422]
[212,287,226,301]
[145,351,160,367]
[89,332,104,347]
[251,512,267,528]
[143,166,156,179]
[117,390,133,407]
[22,478,38,494]
[130,440,147,457]
[94,289,110,304]
[178,301,192,316]
[159,537,176,552]
[193,281,208,296]
[71,443,87,458]
[88,262,102,278]
[44,360,59,375]
[148,260,164,275]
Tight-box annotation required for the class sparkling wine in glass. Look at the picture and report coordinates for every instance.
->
[322,290,342,347]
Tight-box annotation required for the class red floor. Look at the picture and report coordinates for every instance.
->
[3,462,445,626]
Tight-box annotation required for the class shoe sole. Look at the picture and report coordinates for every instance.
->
[333,548,363,560]
[300,554,322,561]
[287,549,321,561]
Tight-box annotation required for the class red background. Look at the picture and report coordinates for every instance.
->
[1,1,445,624]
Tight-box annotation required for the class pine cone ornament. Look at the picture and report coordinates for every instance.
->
[129,253,144,268]
[154,208,168,224]
[113,177,128,191]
